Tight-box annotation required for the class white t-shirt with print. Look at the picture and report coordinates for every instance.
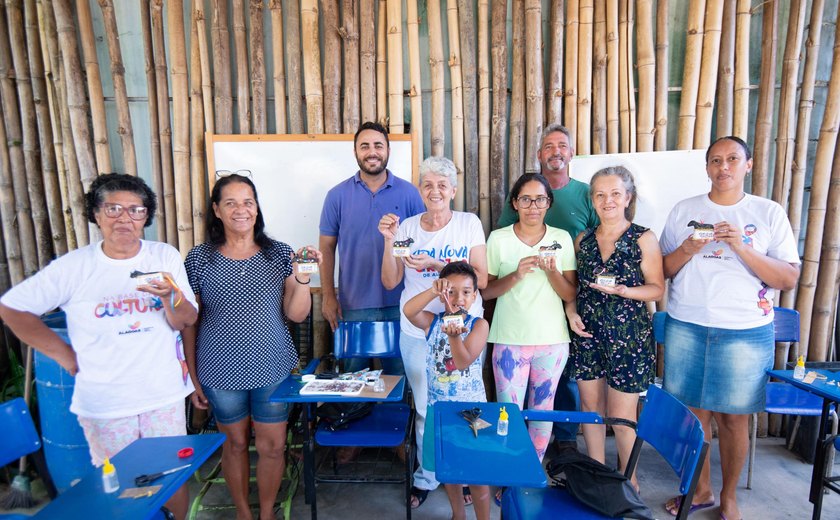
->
[396,211,485,339]
[1,240,198,419]
[660,194,800,329]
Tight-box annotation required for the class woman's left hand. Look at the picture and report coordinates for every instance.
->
[589,282,629,297]
[403,252,441,272]
[138,271,178,299]
[292,246,323,283]
[713,221,745,252]
[537,255,560,273]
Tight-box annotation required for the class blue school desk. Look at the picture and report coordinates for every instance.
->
[32,433,225,520]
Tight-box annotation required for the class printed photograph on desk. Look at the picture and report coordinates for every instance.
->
[300,379,366,395]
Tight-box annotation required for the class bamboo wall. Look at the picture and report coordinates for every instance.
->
[0,0,839,363]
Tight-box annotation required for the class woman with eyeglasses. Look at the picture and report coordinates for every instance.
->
[484,172,577,462]
[0,173,198,519]
[564,166,664,492]
[182,173,319,520]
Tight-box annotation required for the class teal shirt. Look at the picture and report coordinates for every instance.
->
[497,178,599,239]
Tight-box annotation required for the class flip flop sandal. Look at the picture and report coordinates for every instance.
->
[664,495,715,516]
[462,486,473,506]
[410,487,429,509]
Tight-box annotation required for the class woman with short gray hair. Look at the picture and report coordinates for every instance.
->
[379,155,488,510]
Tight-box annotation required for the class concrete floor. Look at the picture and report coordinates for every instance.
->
[5,434,839,519]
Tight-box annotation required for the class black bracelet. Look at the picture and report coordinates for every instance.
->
[295,276,311,285]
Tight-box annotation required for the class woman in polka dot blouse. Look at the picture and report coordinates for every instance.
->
[183,173,321,520]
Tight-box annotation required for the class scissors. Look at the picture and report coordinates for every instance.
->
[134,464,191,486]
[459,407,482,438]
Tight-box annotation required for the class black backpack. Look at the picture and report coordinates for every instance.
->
[315,402,375,431]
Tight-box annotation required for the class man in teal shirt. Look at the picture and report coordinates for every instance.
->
[497,123,598,453]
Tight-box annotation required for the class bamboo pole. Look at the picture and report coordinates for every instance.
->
[636,0,655,152]
[140,0,165,240]
[625,0,636,152]
[342,0,360,132]
[0,3,37,273]
[654,0,669,150]
[0,98,22,283]
[7,0,52,267]
[490,0,507,225]
[190,13,206,244]
[771,0,807,207]
[269,0,287,133]
[211,0,233,134]
[693,0,724,150]
[546,0,564,126]
[447,0,465,210]
[45,0,87,247]
[565,0,579,144]
[322,0,341,134]
[810,141,840,361]
[24,0,65,256]
[406,0,423,173]
[733,0,750,139]
[618,0,630,152]
[74,0,110,174]
[386,0,404,133]
[166,0,194,253]
[232,0,250,133]
[795,3,840,360]
[428,0,445,157]
[592,0,606,153]
[577,0,592,156]
[285,0,304,133]
[97,0,137,176]
[301,0,324,133]
[752,0,777,198]
[478,0,490,232]
[508,0,525,185]
[37,0,75,251]
[194,0,214,135]
[715,0,735,138]
[248,0,266,134]
[151,0,176,245]
[376,0,387,125]
[458,0,479,211]
[359,0,375,124]
[676,0,706,150]
[606,0,618,152]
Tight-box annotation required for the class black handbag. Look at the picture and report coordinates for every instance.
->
[546,449,654,519]
[315,401,374,432]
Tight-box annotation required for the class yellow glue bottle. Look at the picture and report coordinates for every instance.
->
[497,406,509,436]
[102,457,119,493]
[793,356,806,380]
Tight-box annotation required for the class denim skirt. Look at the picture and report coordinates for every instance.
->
[662,315,774,414]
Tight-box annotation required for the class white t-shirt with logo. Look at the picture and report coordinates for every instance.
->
[660,194,800,329]
[396,211,486,339]
[1,240,197,419]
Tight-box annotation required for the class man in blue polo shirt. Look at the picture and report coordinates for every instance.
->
[319,121,424,375]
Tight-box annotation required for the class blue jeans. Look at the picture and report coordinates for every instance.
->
[340,306,405,375]
[551,363,581,442]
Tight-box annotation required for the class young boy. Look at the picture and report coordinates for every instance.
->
[403,261,490,520]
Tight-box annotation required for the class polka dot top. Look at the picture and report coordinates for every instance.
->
[185,240,299,390]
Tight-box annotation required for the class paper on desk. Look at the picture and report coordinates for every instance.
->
[120,485,161,499]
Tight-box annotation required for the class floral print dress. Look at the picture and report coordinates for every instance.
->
[572,223,655,393]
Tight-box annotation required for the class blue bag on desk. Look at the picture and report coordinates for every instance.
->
[315,402,374,431]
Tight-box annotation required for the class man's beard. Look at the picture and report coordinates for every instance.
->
[357,155,389,175]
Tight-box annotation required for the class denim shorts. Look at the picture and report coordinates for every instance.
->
[662,316,774,414]
[202,378,291,425]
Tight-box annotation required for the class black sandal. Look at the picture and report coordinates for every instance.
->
[410,487,429,509]
[463,485,473,506]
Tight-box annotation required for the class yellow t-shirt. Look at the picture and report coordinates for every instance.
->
[486,225,576,345]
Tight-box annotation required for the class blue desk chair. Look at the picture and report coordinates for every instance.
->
[812,434,840,520]
[747,307,838,489]
[314,321,414,519]
[502,385,708,520]
[0,398,41,520]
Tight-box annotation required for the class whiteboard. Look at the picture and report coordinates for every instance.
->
[207,134,414,287]
[570,149,709,238]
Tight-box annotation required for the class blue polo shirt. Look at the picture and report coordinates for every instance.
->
[319,170,424,310]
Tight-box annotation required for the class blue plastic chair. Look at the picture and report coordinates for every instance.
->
[0,398,41,519]
[502,385,709,520]
[314,321,414,519]
[747,307,838,489]
[812,434,840,520]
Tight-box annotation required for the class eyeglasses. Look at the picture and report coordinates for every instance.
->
[215,169,252,179]
[515,196,550,209]
[100,203,148,221]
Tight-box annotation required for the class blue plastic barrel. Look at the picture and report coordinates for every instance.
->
[34,311,92,492]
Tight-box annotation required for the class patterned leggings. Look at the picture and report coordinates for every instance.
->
[492,343,568,461]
